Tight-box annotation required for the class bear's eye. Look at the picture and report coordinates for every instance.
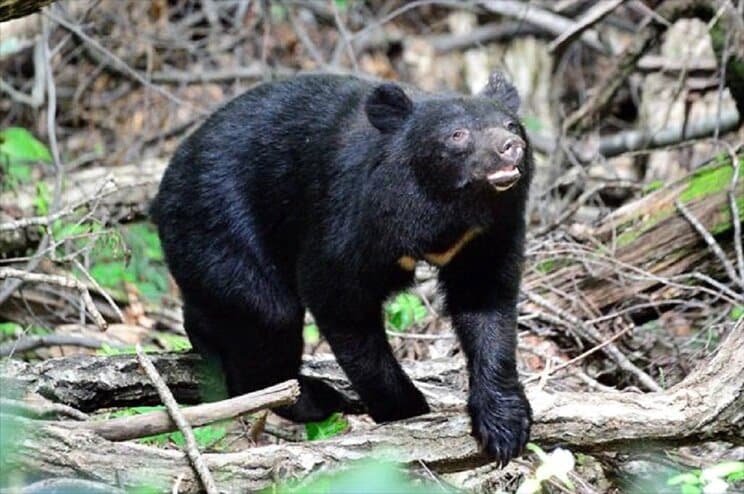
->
[506,121,520,134]
[450,129,469,143]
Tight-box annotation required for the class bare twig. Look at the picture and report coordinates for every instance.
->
[480,0,605,53]
[595,110,741,158]
[676,200,744,291]
[330,0,358,71]
[0,397,88,421]
[523,290,662,391]
[0,268,107,330]
[44,10,198,113]
[548,0,624,54]
[285,3,326,67]
[135,345,218,494]
[524,326,633,385]
[0,333,116,357]
[72,259,125,324]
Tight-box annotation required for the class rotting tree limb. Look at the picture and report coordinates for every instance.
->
[1,319,742,493]
[525,155,744,317]
[81,379,300,442]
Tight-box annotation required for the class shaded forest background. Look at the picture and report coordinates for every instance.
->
[0,1,743,493]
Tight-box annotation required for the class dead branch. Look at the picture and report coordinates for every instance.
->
[0,268,107,330]
[0,353,465,413]
[525,155,744,319]
[0,333,110,357]
[1,319,741,493]
[135,345,218,494]
[480,0,606,53]
[78,380,299,442]
[548,0,624,54]
[595,109,741,159]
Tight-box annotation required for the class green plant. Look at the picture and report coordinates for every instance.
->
[730,305,744,321]
[268,460,449,494]
[154,332,192,352]
[0,322,22,337]
[96,343,157,356]
[305,413,348,441]
[108,406,227,449]
[0,322,50,339]
[515,443,576,494]
[667,461,744,494]
[87,222,169,301]
[0,127,51,189]
[303,323,320,344]
[385,292,427,332]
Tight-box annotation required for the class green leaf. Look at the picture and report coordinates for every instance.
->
[526,442,549,462]
[0,322,21,337]
[156,332,192,352]
[271,460,446,494]
[33,182,50,215]
[730,305,744,321]
[0,127,51,165]
[384,292,427,332]
[305,413,348,441]
[680,484,702,494]
[90,261,132,290]
[667,473,701,486]
[171,424,226,449]
[303,323,320,344]
[7,162,31,184]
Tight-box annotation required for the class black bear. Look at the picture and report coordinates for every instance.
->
[151,71,532,465]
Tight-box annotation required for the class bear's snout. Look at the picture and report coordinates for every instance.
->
[496,137,525,166]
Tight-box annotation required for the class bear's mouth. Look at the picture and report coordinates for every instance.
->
[487,165,521,191]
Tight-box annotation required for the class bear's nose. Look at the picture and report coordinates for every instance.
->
[497,137,524,164]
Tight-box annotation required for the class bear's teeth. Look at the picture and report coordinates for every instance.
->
[487,168,520,184]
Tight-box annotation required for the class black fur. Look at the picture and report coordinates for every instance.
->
[151,73,532,466]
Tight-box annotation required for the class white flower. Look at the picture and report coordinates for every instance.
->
[702,477,729,494]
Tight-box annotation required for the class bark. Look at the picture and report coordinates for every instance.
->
[0,320,741,493]
[0,0,54,22]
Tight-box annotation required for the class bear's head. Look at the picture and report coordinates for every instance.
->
[365,72,530,197]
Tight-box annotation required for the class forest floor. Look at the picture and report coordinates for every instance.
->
[1,1,743,493]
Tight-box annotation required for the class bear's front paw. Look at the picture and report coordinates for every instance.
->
[468,386,531,467]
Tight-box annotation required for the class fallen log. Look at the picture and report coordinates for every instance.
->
[0,353,467,413]
[1,319,741,492]
[525,155,744,317]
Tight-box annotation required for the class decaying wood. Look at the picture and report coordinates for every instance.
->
[525,157,744,317]
[0,353,466,413]
[1,319,741,493]
[80,379,299,441]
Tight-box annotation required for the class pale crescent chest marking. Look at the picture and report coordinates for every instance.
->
[397,227,483,270]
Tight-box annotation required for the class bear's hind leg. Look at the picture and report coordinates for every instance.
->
[184,299,352,422]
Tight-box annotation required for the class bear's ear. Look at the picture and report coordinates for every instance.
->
[479,71,520,114]
[365,83,413,133]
